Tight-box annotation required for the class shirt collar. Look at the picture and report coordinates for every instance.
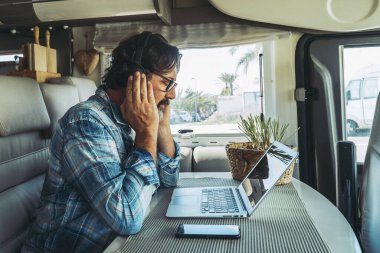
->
[96,85,130,128]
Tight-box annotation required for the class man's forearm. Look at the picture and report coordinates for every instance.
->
[134,131,157,162]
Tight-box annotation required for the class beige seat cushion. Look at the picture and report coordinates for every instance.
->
[48,76,97,101]
[179,147,192,172]
[0,75,50,253]
[40,83,80,135]
[193,146,230,172]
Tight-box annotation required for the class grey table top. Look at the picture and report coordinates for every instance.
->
[104,172,361,253]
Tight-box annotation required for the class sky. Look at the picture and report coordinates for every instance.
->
[176,44,261,97]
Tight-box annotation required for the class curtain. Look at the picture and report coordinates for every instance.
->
[94,20,291,52]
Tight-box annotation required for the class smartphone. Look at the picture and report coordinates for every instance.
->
[175,224,240,239]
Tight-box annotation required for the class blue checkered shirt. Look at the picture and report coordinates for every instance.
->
[22,86,180,252]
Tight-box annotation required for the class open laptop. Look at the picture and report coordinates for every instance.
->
[166,141,298,218]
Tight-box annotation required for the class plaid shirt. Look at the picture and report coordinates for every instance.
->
[22,86,180,253]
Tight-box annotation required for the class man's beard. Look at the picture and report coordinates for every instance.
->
[158,110,164,121]
[158,99,170,121]
[158,99,170,107]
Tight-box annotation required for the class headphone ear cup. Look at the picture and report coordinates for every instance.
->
[123,31,151,82]
[131,32,151,73]
[129,64,146,74]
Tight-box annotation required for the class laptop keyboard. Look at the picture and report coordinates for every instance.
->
[201,188,240,213]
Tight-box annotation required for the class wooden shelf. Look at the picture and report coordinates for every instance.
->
[9,70,61,83]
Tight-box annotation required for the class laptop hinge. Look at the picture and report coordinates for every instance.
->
[235,188,247,212]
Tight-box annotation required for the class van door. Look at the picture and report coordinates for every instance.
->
[362,77,379,125]
[296,33,380,204]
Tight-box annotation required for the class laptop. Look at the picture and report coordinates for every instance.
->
[166,141,298,218]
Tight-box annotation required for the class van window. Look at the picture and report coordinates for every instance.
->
[346,80,361,100]
[343,46,380,162]
[363,78,379,99]
[0,52,23,75]
[171,43,262,135]
[0,54,22,62]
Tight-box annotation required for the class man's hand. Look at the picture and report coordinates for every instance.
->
[157,100,176,158]
[120,72,158,161]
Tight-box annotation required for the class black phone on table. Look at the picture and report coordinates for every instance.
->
[175,224,240,239]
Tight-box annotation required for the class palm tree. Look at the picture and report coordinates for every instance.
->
[218,72,237,96]
[229,45,261,74]
[183,89,217,113]
[230,44,263,117]
[172,88,217,117]
[171,87,184,110]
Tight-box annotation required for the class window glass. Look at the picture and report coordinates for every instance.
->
[172,43,263,134]
[343,46,380,162]
[0,54,22,62]
[363,78,379,99]
[346,80,361,100]
[0,52,23,75]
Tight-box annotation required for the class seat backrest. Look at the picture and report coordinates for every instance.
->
[0,76,51,253]
[193,146,230,172]
[179,147,192,172]
[360,92,380,253]
[40,83,80,135]
[48,76,97,101]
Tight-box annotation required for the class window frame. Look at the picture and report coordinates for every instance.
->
[100,41,280,143]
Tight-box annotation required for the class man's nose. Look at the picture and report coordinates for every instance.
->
[166,88,176,99]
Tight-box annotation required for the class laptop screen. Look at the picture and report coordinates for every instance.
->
[238,141,298,214]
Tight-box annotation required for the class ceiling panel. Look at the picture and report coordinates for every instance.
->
[34,0,156,21]
[209,0,380,32]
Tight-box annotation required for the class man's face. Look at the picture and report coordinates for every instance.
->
[151,68,177,107]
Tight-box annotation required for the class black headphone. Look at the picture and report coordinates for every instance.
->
[126,31,152,76]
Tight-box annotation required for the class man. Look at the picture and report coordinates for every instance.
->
[22,31,182,252]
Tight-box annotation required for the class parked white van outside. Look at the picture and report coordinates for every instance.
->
[346,71,380,135]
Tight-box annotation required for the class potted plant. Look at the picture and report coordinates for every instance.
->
[226,114,294,184]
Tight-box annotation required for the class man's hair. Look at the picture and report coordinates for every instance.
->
[102,31,181,89]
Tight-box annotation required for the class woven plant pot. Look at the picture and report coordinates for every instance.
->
[226,142,295,184]
[275,160,295,185]
[225,142,265,181]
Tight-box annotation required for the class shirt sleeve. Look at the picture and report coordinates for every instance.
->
[61,112,158,236]
[156,141,180,188]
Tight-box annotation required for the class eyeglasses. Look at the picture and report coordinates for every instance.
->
[153,72,178,92]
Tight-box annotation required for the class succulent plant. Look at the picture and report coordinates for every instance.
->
[238,114,290,151]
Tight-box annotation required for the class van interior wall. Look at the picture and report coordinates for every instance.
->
[263,33,302,148]
[72,26,101,85]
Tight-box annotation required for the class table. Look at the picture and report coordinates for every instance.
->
[104,172,361,253]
